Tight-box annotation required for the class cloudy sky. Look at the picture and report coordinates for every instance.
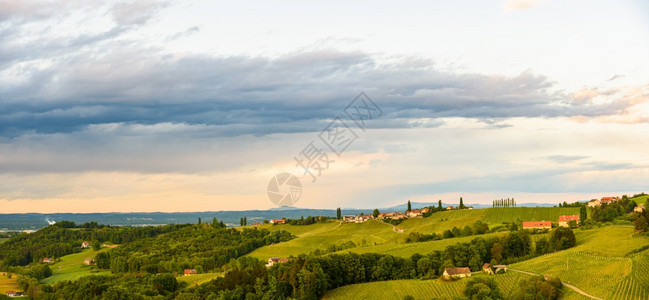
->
[1,0,648,213]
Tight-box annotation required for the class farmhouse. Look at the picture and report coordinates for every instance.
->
[270,219,285,224]
[482,263,494,275]
[42,257,53,264]
[446,206,454,210]
[183,269,197,276]
[443,267,472,279]
[493,265,508,273]
[83,258,96,265]
[522,221,552,230]
[81,241,91,248]
[634,206,645,213]
[601,196,619,204]
[6,291,25,297]
[587,199,601,207]
[558,215,580,227]
[406,208,429,218]
[266,257,290,267]
[344,215,374,223]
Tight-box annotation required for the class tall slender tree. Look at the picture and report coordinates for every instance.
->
[438,200,442,210]
[459,197,465,209]
[336,207,342,220]
[407,200,412,212]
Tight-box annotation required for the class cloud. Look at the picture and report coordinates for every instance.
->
[545,155,589,163]
[3,48,647,139]
[502,0,548,12]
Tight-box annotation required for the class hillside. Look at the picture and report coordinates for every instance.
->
[41,248,112,284]
[511,226,649,300]
[245,207,580,261]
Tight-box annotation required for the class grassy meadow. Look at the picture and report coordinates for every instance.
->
[511,226,649,300]
[245,207,580,261]
[323,272,535,300]
[177,273,224,287]
[0,272,22,295]
[41,248,112,284]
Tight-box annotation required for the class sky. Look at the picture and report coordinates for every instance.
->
[1,0,648,213]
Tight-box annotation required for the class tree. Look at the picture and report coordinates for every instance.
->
[336,207,342,220]
[635,215,648,233]
[198,217,201,225]
[92,240,101,251]
[462,225,473,236]
[580,205,587,222]
[407,200,412,212]
[491,243,503,264]
[459,197,465,209]
[373,209,380,218]
[549,227,576,251]
[463,276,503,300]
[512,275,562,300]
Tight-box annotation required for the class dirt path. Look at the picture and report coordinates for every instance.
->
[376,219,404,233]
[508,268,603,300]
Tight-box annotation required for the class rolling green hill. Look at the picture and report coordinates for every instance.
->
[246,207,580,261]
[511,226,649,300]
[41,248,111,284]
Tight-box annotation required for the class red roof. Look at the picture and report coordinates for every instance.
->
[522,221,552,228]
[183,269,197,275]
[601,197,618,202]
[558,215,579,222]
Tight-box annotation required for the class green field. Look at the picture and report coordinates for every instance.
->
[177,273,224,287]
[511,226,649,300]
[41,248,112,284]
[246,207,579,261]
[0,238,8,244]
[344,232,509,258]
[246,220,399,260]
[323,272,534,299]
[0,272,22,294]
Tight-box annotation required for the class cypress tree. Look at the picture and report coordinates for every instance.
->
[407,200,412,211]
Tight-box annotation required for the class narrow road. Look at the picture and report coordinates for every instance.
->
[508,268,603,300]
[377,219,403,233]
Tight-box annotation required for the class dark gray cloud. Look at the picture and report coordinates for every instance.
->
[2,49,644,138]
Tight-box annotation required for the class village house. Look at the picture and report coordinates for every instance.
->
[83,258,96,265]
[42,257,53,264]
[270,219,285,224]
[482,263,494,275]
[6,291,25,297]
[443,267,472,279]
[183,269,197,276]
[81,241,91,248]
[493,265,508,273]
[587,199,601,207]
[252,222,261,226]
[406,208,429,218]
[558,215,580,227]
[446,206,454,210]
[634,206,645,213]
[600,196,619,204]
[344,215,374,223]
[266,257,290,267]
[522,221,552,230]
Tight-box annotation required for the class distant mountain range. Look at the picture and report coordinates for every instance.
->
[0,201,560,231]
